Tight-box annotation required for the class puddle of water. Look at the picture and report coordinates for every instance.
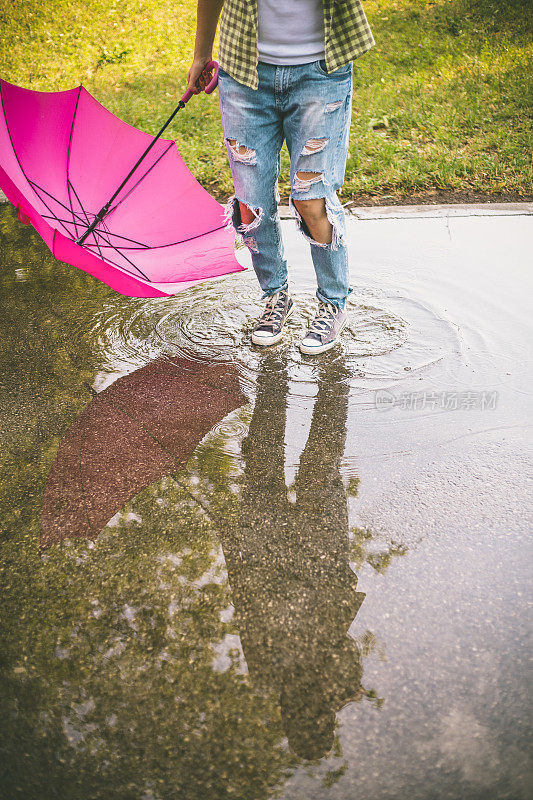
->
[0,204,531,799]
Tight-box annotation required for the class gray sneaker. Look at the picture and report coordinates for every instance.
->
[251,289,295,346]
[299,301,347,355]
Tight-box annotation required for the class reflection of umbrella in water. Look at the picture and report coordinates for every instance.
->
[0,69,246,297]
[41,357,246,547]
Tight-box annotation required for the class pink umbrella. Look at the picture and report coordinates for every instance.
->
[0,64,245,297]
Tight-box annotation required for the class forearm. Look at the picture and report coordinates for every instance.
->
[194,0,224,59]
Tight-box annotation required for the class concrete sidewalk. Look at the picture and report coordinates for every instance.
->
[2,187,532,219]
[278,199,533,219]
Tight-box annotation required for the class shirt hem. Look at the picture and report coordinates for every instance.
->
[257,53,326,66]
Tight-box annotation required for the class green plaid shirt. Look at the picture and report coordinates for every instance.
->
[218,0,375,89]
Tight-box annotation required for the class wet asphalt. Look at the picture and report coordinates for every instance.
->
[0,200,531,800]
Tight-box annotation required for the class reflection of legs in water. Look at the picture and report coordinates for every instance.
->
[217,353,365,760]
[240,352,289,527]
[281,357,365,759]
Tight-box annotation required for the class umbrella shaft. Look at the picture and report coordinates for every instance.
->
[76,100,185,246]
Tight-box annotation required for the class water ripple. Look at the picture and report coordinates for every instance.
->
[87,271,464,401]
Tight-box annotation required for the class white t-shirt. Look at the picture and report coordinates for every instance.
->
[257,0,325,65]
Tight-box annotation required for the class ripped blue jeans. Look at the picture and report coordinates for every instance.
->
[218,59,353,310]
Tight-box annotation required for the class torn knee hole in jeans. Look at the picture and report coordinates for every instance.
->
[223,195,264,235]
[290,195,345,251]
[300,137,329,156]
[226,138,257,165]
[293,171,323,193]
[325,100,344,112]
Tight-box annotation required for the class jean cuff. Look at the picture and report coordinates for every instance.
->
[316,286,352,310]
[261,281,288,301]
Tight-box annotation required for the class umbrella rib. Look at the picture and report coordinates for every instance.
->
[67,180,91,225]
[67,223,228,251]
[62,180,152,281]
[28,180,89,229]
[95,227,152,281]
[86,216,107,262]
[41,212,150,251]
[66,180,107,261]
[0,83,39,199]
[37,219,228,253]
[41,212,110,232]
[32,182,104,263]
[90,217,153,281]
[27,182,79,240]
[66,144,109,263]
[42,205,144,276]
[17,181,227,278]
[30,183,149,281]
[65,178,108,261]
[71,189,106,263]
[41,213,88,226]
[96,230,149,247]
[69,180,139,247]
[119,223,228,250]
[66,87,83,239]
[80,241,149,250]
[64,199,151,247]
[89,230,149,247]
[83,244,153,283]
[42,213,153,283]
[107,140,175,217]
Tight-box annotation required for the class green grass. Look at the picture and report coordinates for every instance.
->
[1,0,532,202]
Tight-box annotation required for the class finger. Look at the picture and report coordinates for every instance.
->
[187,71,198,91]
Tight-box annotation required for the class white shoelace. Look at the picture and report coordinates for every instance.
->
[307,303,337,337]
[259,292,286,327]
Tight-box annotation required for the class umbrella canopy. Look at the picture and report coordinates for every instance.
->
[0,79,245,297]
[41,356,247,547]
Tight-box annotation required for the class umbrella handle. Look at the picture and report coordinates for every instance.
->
[179,60,219,106]
[75,60,219,246]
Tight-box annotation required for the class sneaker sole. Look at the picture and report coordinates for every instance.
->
[299,318,347,355]
[251,302,295,346]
